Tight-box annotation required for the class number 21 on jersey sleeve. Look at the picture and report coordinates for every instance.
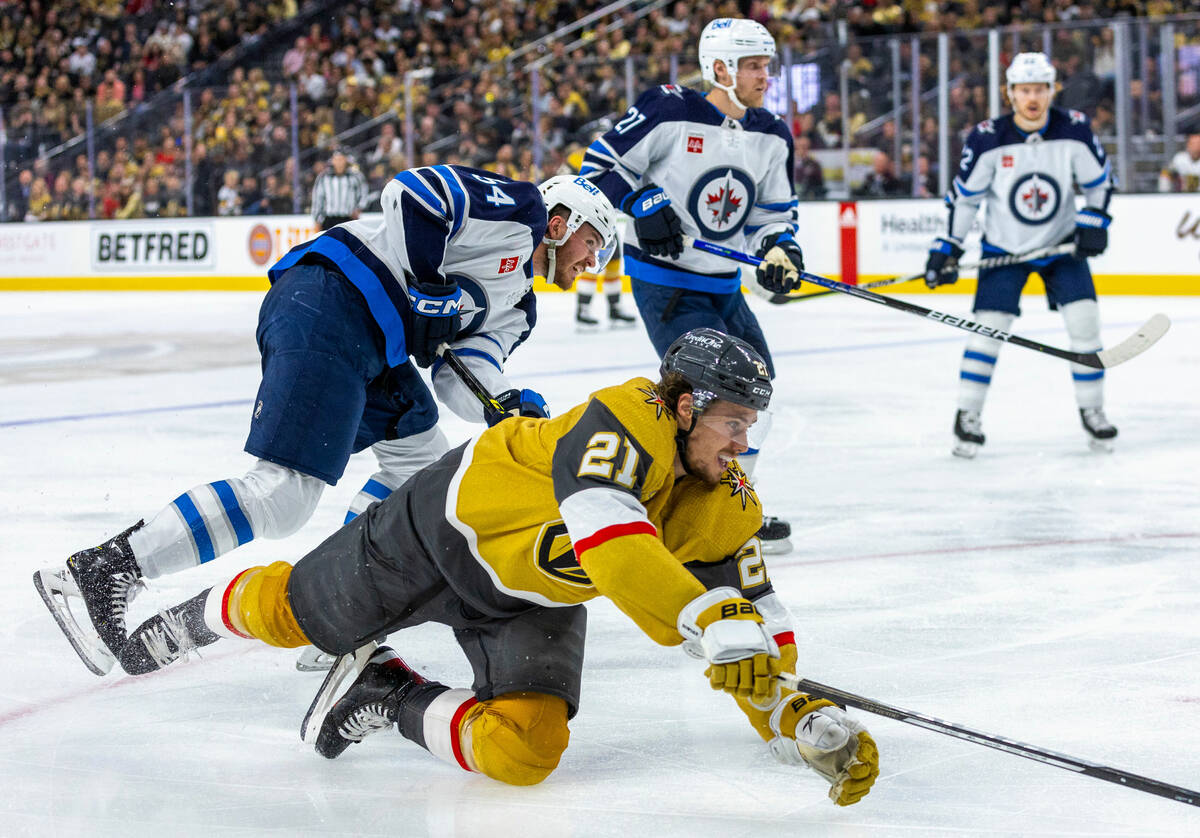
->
[578,432,640,488]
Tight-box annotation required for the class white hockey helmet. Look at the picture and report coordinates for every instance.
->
[538,174,618,273]
[698,18,776,87]
[1006,52,1056,91]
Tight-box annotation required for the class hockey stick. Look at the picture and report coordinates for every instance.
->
[779,674,1200,808]
[435,343,506,418]
[689,237,1170,370]
[768,243,1076,304]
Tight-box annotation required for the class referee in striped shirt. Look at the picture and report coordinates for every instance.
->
[311,149,368,230]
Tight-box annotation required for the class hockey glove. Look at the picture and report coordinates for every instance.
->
[755,233,805,294]
[1074,207,1111,258]
[678,587,780,705]
[485,388,550,427]
[768,692,880,806]
[924,238,964,288]
[406,279,462,368]
[622,185,684,259]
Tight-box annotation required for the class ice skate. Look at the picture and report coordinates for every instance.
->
[756,515,793,555]
[296,647,337,672]
[1080,407,1117,452]
[953,409,985,458]
[303,645,426,759]
[576,309,600,331]
[120,590,220,675]
[607,303,637,329]
[34,521,146,676]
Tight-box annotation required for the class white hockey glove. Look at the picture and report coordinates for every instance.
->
[768,692,879,806]
[678,587,781,705]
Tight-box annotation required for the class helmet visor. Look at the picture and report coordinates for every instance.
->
[695,407,772,451]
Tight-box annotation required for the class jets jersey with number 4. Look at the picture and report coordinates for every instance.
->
[444,377,764,644]
[268,165,545,421]
[582,85,797,292]
[946,107,1113,255]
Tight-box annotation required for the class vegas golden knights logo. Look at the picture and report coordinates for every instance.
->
[534,520,593,587]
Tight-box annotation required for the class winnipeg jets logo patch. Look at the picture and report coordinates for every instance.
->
[1008,172,1061,226]
[687,167,755,241]
[720,462,759,511]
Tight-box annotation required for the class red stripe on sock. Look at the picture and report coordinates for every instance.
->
[574,521,657,558]
[450,697,480,772]
[220,569,254,639]
[774,631,795,648]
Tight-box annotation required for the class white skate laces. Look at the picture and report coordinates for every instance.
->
[337,703,394,742]
[141,606,199,669]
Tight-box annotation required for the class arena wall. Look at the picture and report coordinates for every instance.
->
[2,195,1197,293]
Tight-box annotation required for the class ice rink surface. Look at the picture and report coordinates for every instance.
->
[1,288,1198,837]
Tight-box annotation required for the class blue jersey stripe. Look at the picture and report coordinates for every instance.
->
[211,481,253,546]
[1072,370,1104,381]
[453,346,503,371]
[309,232,409,366]
[172,492,215,564]
[362,478,392,501]
[343,510,358,525]
[1079,164,1111,190]
[394,170,446,217]
[431,165,467,236]
[960,371,992,384]
[963,350,998,365]
[755,199,799,211]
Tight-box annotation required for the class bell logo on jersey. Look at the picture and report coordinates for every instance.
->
[498,256,520,273]
[687,167,756,241]
[686,135,704,154]
[534,521,593,587]
[1007,172,1061,226]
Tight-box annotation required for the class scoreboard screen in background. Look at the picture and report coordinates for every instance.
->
[765,63,821,117]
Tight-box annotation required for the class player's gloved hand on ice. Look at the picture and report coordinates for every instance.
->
[755,233,805,294]
[768,692,880,806]
[1074,207,1111,259]
[924,238,964,288]
[406,278,462,368]
[485,388,550,427]
[678,587,781,705]
[622,185,684,259]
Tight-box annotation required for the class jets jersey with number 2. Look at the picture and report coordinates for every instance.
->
[582,85,797,292]
[268,165,545,422]
[443,377,765,645]
[946,107,1113,255]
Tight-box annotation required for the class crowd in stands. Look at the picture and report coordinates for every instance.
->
[2,0,1197,221]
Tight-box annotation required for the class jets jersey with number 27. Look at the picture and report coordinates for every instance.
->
[268,165,546,422]
[582,85,798,293]
[946,107,1113,255]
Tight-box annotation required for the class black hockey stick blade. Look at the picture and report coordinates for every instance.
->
[780,674,1200,808]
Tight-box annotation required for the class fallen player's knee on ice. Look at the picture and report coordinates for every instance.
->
[465,692,570,786]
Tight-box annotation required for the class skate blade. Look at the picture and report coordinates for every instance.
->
[952,441,981,459]
[295,647,337,672]
[575,322,601,333]
[608,318,638,329]
[301,641,378,746]
[33,568,115,676]
[1087,437,1115,453]
[758,537,793,556]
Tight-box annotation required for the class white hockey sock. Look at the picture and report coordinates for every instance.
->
[129,460,323,578]
[1061,299,1105,410]
[344,427,449,524]
[416,688,479,772]
[957,310,1015,413]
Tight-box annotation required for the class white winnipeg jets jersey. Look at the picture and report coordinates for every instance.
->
[269,165,545,421]
[946,107,1113,254]
[581,85,797,293]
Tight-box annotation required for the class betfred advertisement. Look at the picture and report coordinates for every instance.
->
[91,222,214,271]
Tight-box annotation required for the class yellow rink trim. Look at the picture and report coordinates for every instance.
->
[2,274,1196,294]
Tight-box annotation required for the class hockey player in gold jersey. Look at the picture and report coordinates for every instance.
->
[118,328,878,805]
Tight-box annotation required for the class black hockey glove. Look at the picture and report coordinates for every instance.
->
[405,278,462,368]
[754,233,805,294]
[1074,207,1111,259]
[485,388,550,427]
[622,185,684,259]
[924,238,964,288]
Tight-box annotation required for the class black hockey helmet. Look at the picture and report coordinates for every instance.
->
[660,328,772,413]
